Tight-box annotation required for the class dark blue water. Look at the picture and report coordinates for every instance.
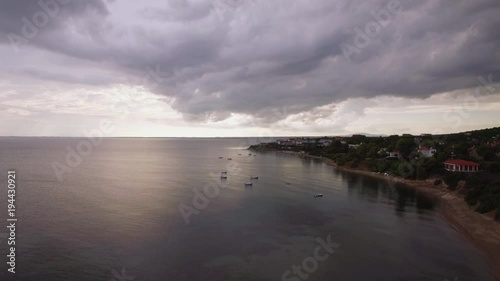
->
[0,138,495,281]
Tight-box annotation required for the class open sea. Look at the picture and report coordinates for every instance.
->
[0,137,496,281]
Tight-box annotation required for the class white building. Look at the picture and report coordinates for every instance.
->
[418,147,437,157]
[444,159,479,172]
[319,139,332,146]
[386,151,400,159]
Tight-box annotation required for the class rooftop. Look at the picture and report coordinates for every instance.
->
[444,159,479,166]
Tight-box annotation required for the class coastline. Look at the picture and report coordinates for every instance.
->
[279,150,500,280]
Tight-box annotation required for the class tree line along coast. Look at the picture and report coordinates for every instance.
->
[249,127,500,221]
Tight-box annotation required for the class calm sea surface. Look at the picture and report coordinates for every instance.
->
[0,138,496,281]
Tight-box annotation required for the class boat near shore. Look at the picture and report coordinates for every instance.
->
[260,149,500,279]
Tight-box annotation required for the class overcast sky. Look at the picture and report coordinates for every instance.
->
[0,0,499,137]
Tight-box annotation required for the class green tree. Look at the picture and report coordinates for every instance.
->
[477,145,497,161]
[476,181,500,214]
[396,138,416,157]
[416,166,428,180]
[367,146,379,158]
[444,173,461,190]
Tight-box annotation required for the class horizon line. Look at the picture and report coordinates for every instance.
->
[0,126,498,139]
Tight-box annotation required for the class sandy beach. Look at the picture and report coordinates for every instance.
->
[286,151,500,280]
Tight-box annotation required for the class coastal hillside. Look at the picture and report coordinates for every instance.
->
[249,127,500,221]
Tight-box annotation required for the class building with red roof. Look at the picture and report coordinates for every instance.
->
[444,159,479,172]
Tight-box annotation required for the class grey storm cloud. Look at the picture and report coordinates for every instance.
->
[0,0,109,40]
[1,0,499,124]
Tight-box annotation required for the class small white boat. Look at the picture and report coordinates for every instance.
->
[228,158,232,160]
[221,175,228,179]
[314,194,323,198]
[250,176,259,180]
[244,182,253,186]
[221,171,228,174]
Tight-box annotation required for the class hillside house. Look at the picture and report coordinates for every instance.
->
[444,159,479,172]
[418,147,437,157]
[386,151,400,159]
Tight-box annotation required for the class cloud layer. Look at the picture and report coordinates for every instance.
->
[1,0,499,135]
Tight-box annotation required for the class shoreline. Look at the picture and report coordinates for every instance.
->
[278,150,500,280]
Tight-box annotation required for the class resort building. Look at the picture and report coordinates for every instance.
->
[488,140,500,147]
[418,147,437,157]
[279,140,295,146]
[319,139,332,146]
[444,159,479,172]
[302,138,317,145]
[386,151,401,159]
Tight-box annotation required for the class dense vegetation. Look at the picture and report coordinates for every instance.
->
[465,179,500,219]
[250,127,500,220]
